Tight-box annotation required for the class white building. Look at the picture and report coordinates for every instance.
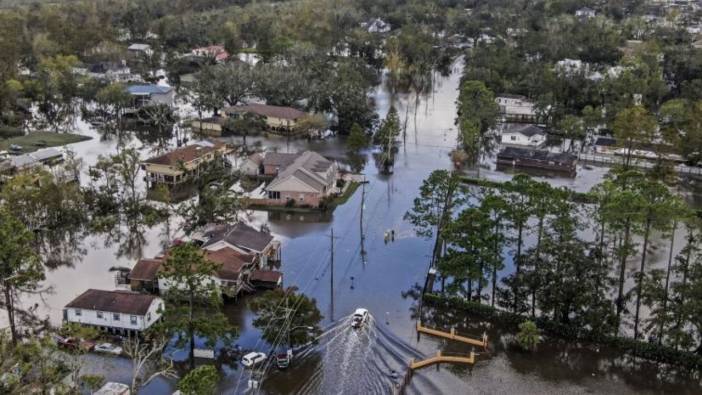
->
[496,95,537,122]
[556,58,588,76]
[127,84,175,108]
[575,7,596,19]
[63,289,163,335]
[94,382,131,395]
[127,43,153,57]
[500,124,547,148]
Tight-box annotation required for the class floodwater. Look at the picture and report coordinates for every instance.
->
[9,58,702,394]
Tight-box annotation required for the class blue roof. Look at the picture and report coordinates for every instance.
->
[127,85,172,95]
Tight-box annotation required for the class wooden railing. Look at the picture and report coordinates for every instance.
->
[409,350,476,370]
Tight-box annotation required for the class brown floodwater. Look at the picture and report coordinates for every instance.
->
[8,59,702,394]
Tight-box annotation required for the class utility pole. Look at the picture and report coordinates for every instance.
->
[328,228,337,321]
[360,177,367,263]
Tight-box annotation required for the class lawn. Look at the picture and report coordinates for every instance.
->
[0,132,92,154]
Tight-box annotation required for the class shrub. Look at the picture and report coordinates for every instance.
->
[516,320,540,352]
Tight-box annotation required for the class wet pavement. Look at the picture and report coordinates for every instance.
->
[10,59,702,394]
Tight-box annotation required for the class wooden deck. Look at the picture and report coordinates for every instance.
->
[410,350,475,370]
[416,322,488,349]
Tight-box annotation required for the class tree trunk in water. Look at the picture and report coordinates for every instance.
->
[634,219,651,340]
[477,261,484,304]
[616,221,631,333]
[188,292,195,370]
[659,220,677,344]
[532,217,544,317]
[674,228,693,350]
[4,287,17,344]
[514,224,523,313]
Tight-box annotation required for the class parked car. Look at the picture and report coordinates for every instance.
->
[241,352,267,368]
[276,349,293,369]
[94,342,123,355]
[351,308,369,329]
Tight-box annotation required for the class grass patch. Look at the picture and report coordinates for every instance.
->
[327,181,360,209]
[0,132,92,154]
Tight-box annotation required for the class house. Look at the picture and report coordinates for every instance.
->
[191,44,230,62]
[363,18,391,33]
[128,258,162,293]
[241,152,264,176]
[127,43,153,57]
[127,84,175,108]
[497,147,577,177]
[261,152,300,176]
[151,247,261,297]
[194,222,281,266]
[264,151,339,208]
[88,62,134,82]
[594,136,617,154]
[555,59,588,76]
[191,116,227,136]
[496,94,537,123]
[141,141,229,188]
[500,124,547,148]
[63,289,164,335]
[575,7,596,19]
[224,104,307,131]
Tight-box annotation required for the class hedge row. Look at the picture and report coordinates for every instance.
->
[423,293,702,371]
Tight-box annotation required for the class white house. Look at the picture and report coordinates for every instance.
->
[127,84,175,108]
[575,7,596,19]
[555,58,588,76]
[63,289,163,335]
[127,43,153,57]
[496,95,537,122]
[500,124,547,148]
[363,18,391,33]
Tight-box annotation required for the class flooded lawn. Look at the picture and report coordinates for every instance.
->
[14,59,702,394]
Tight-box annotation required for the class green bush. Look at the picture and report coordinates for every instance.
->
[0,126,23,139]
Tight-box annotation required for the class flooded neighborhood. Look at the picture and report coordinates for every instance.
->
[2,0,702,394]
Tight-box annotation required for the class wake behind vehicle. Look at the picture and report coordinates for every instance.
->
[351,308,369,329]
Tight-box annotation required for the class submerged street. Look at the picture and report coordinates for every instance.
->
[14,60,701,394]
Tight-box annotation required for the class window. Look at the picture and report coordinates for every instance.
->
[130,315,137,325]
[268,191,281,199]
[147,313,152,321]
[113,313,120,321]
[75,309,82,316]
[510,135,517,141]
[96,311,103,319]
[299,194,304,202]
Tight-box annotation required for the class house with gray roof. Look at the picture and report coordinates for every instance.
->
[193,222,281,266]
[263,151,338,208]
[127,84,175,108]
[500,124,547,148]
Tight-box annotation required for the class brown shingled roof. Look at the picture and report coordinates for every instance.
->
[65,289,159,315]
[205,247,256,281]
[143,142,224,166]
[129,259,163,281]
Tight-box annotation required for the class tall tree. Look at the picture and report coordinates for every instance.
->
[612,106,657,169]
[249,287,323,348]
[455,80,499,163]
[159,243,235,369]
[0,209,44,344]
